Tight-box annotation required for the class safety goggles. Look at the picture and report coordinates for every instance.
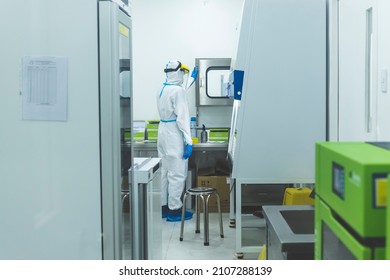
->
[164,61,190,74]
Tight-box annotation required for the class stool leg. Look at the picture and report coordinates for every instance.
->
[215,192,224,238]
[180,193,188,241]
[204,194,210,246]
[121,193,128,207]
[196,195,204,234]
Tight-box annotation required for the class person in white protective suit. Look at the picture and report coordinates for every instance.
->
[157,60,194,222]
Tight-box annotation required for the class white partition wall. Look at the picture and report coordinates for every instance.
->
[0,0,102,259]
[0,0,132,259]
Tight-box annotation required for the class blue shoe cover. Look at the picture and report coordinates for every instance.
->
[162,205,169,219]
[167,210,193,222]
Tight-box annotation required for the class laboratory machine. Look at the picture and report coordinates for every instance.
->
[228,0,327,258]
[315,142,390,259]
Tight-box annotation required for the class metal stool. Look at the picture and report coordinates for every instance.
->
[180,187,224,246]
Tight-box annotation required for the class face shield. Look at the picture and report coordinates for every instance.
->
[164,61,190,87]
[181,65,190,88]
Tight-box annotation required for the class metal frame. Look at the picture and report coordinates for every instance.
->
[130,157,161,260]
[327,0,340,141]
[99,1,133,260]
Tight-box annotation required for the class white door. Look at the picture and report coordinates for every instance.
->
[338,0,377,141]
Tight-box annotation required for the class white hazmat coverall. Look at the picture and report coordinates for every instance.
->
[157,61,193,212]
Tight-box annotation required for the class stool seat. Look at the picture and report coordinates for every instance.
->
[180,186,224,246]
[187,187,216,194]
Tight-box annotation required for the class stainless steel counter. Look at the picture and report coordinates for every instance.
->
[130,141,230,179]
[193,142,228,151]
[132,141,228,152]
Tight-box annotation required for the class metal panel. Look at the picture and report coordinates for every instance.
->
[99,1,133,260]
[111,0,132,16]
[130,158,161,260]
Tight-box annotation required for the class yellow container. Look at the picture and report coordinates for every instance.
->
[283,187,314,206]
[258,245,267,260]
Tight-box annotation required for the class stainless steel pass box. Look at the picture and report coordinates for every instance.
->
[195,58,233,106]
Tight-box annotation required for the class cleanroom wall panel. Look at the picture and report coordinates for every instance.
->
[0,0,102,259]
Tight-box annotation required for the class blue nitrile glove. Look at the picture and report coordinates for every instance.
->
[191,66,199,79]
[183,144,193,159]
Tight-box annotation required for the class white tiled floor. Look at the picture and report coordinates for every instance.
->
[162,213,237,260]
[123,212,260,260]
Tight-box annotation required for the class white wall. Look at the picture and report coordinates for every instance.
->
[132,0,244,122]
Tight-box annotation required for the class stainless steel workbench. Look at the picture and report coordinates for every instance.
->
[131,141,229,185]
[132,141,228,153]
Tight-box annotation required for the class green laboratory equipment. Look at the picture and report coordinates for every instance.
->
[315,142,390,260]
[387,173,390,260]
